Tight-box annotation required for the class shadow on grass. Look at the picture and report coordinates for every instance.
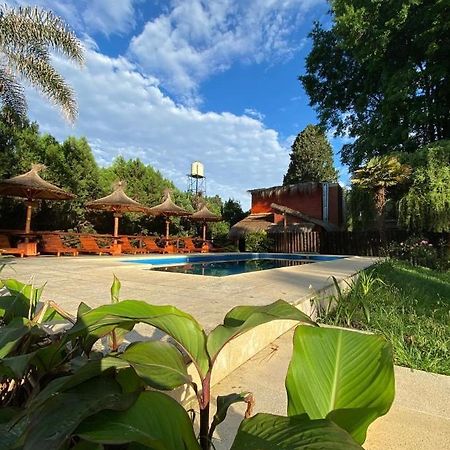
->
[372,261,450,308]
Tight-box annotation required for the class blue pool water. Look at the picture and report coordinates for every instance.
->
[125,253,345,277]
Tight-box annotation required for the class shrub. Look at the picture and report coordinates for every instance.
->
[244,231,273,252]
[383,236,448,270]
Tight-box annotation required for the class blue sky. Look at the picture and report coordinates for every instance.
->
[10,0,349,209]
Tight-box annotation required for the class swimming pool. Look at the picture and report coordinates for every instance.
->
[125,253,345,277]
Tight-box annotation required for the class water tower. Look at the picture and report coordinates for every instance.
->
[187,161,206,199]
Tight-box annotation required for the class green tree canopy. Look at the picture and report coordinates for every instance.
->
[352,155,411,235]
[0,4,84,122]
[283,124,337,185]
[399,140,450,232]
[301,0,449,170]
[222,199,247,226]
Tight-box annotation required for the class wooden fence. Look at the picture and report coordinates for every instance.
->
[268,229,449,256]
[269,230,320,253]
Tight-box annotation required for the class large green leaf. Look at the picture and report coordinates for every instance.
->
[230,413,362,449]
[0,278,45,321]
[28,356,130,413]
[76,391,201,450]
[0,352,35,378]
[121,340,191,390]
[207,300,316,361]
[0,319,31,358]
[209,392,251,440]
[286,326,395,444]
[68,300,209,377]
[23,377,137,450]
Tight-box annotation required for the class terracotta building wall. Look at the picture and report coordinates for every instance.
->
[250,184,344,228]
[251,187,324,219]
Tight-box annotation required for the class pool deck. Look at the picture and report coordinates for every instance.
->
[2,253,375,332]
[2,253,376,389]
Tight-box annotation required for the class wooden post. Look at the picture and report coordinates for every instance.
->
[165,220,170,240]
[24,201,35,243]
[113,214,121,245]
[202,223,207,241]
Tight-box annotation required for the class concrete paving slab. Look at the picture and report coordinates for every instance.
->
[2,254,375,332]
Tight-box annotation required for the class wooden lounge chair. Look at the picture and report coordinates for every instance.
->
[79,235,114,255]
[40,234,79,256]
[178,237,201,253]
[142,237,171,254]
[201,240,226,253]
[0,234,25,257]
[119,236,148,254]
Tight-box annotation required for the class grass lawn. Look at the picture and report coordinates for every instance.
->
[318,259,450,376]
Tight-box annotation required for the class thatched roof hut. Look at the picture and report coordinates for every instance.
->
[228,213,275,240]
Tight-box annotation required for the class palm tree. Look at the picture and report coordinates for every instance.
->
[352,155,411,237]
[0,4,84,122]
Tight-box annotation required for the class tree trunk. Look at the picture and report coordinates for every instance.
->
[374,187,386,242]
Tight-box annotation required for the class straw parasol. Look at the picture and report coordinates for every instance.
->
[148,189,191,240]
[86,181,150,244]
[191,204,221,240]
[0,164,75,236]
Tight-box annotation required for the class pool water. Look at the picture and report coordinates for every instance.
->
[152,258,313,276]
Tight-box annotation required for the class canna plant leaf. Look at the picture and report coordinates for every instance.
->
[230,413,362,449]
[23,377,137,450]
[76,391,201,450]
[286,326,395,444]
[207,300,316,361]
[120,340,192,390]
[67,300,210,377]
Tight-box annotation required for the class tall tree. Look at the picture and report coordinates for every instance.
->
[0,4,83,122]
[399,140,450,232]
[283,124,337,185]
[352,155,411,237]
[301,0,449,170]
[222,199,246,226]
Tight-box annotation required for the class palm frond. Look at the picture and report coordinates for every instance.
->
[0,5,83,65]
[0,66,26,117]
[5,50,77,121]
[0,4,83,122]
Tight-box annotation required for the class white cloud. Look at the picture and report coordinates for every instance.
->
[244,108,265,121]
[129,0,324,102]
[25,47,290,208]
[8,0,138,36]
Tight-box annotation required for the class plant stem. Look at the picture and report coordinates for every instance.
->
[199,373,211,450]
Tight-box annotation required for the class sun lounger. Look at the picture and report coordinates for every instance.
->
[178,237,201,253]
[119,236,148,254]
[79,235,114,255]
[201,240,226,253]
[40,234,79,256]
[0,234,25,257]
[142,237,168,254]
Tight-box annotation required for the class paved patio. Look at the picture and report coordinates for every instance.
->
[2,253,375,331]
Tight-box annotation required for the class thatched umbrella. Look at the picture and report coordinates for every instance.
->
[86,181,150,244]
[0,164,74,236]
[191,204,221,240]
[148,190,191,240]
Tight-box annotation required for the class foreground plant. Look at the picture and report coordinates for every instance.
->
[0,274,395,449]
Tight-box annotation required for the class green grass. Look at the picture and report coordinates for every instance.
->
[318,260,450,375]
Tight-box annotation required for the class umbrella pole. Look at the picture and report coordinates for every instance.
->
[24,201,33,242]
[202,223,206,241]
[165,220,170,241]
[113,214,120,245]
